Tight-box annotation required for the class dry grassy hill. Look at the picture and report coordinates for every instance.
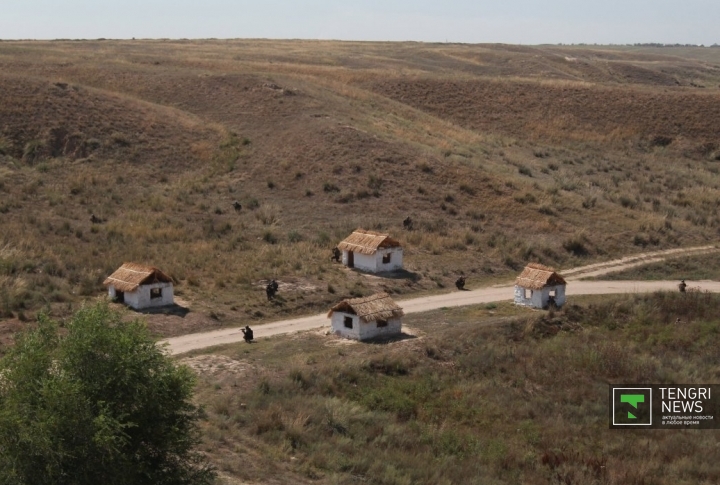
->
[1,40,720,339]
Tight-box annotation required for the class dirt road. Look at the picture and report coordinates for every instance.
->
[160,251,720,354]
[559,245,717,280]
[163,279,720,355]
[162,246,718,354]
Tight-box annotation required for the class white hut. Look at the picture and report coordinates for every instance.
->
[514,263,567,309]
[103,262,174,310]
[337,229,403,273]
[327,292,404,341]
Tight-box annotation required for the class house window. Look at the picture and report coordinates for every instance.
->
[524,288,532,299]
[547,288,559,309]
[382,253,392,264]
[344,316,353,329]
[150,287,162,299]
[376,319,388,328]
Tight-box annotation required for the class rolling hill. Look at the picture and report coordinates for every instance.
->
[1,40,719,338]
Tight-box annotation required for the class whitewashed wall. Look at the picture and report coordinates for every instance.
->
[374,248,403,272]
[331,312,402,341]
[108,282,174,310]
[342,247,403,273]
[331,312,361,339]
[514,285,566,309]
[358,317,402,340]
[342,251,376,272]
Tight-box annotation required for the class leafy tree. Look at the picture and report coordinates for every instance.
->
[0,303,214,485]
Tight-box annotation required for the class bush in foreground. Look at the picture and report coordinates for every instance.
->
[0,302,214,485]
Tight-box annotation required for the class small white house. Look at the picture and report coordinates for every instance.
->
[327,292,404,341]
[514,263,567,309]
[103,262,174,310]
[337,229,403,273]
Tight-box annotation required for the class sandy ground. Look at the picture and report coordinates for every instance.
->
[161,245,719,355]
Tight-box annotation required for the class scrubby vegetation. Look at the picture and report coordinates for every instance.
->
[192,291,720,484]
[1,40,720,337]
[0,303,214,484]
[592,250,720,281]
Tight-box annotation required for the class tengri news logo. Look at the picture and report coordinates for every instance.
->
[612,388,652,426]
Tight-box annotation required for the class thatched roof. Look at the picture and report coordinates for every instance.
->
[515,263,567,290]
[103,262,173,293]
[337,229,401,255]
[328,292,404,323]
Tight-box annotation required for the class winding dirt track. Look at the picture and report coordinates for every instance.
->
[161,246,719,355]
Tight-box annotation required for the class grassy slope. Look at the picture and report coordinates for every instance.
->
[1,40,720,337]
[589,251,720,281]
[190,291,720,485]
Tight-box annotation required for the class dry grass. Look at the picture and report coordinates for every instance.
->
[1,40,720,337]
[591,250,720,281]
[190,292,720,484]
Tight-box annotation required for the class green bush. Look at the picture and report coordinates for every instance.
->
[0,303,214,484]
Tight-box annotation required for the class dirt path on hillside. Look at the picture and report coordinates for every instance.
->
[162,245,719,355]
[558,245,718,279]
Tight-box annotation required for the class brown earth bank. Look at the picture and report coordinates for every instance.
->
[1,40,720,335]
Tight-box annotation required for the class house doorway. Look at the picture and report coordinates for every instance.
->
[348,251,354,268]
[116,291,125,303]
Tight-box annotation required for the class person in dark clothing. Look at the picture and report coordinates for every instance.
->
[679,279,687,293]
[242,326,254,343]
[455,276,466,290]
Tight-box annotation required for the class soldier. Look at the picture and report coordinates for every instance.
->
[331,246,341,262]
[455,276,466,290]
[679,279,687,293]
[242,325,254,343]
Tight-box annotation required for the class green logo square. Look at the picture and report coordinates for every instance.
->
[613,388,652,425]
